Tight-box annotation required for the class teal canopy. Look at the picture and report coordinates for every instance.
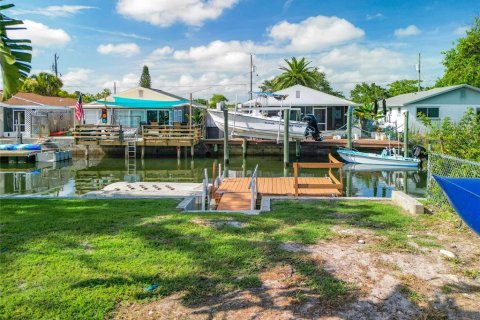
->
[96,96,189,109]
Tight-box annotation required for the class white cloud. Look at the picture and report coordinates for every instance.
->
[102,73,139,91]
[366,13,384,20]
[454,25,469,36]
[97,43,140,57]
[62,68,94,87]
[394,25,421,37]
[11,5,95,17]
[151,46,174,57]
[80,26,151,41]
[7,20,70,47]
[116,0,238,27]
[268,16,365,51]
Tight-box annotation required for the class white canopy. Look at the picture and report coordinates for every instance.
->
[243,84,358,107]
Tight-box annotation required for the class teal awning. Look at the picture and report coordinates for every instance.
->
[96,96,189,109]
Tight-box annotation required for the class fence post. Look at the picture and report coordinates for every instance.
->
[347,106,353,150]
[404,111,409,157]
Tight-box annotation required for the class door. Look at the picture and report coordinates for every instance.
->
[13,110,25,133]
[313,107,327,131]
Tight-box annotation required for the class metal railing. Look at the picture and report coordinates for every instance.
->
[248,164,259,210]
[201,168,211,210]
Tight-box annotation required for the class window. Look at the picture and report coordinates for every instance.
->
[296,90,300,98]
[138,90,143,97]
[417,107,439,118]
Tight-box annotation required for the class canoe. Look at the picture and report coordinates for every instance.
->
[337,149,421,167]
[433,175,480,236]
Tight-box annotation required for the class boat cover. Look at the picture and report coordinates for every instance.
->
[433,175,480,236]
[0,144,41,150]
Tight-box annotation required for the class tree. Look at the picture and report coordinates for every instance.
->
[436,16,480,88]
[387,79,420,96]
[208,94,228,108]
[0,1,32,100]
[194,98,208,106]
[259,78,279,92]
[139,65,151,88]
[94,88,111,100]
[275,57,317,89]
[350,82,388,104]
[313,70,345,98]
[22,72,63,96]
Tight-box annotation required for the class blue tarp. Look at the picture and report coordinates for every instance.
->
[95,96,188,109]
[433,175,480,236]
[0,144,41,150]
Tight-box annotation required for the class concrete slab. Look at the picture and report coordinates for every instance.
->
[82,182,204,199]
[391,190,424,214]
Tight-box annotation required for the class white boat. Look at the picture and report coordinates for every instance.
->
[337,148,421,167]
[342,163,420,172]
[208,109,308,140]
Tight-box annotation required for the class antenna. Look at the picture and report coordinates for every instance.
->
[249,53,255,100]
[416,53,421,92]
[52,53,60,77]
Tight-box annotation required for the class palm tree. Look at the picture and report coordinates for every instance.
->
[0,1,32,100]
[275,57,317,89]
[259,78,278,92]
[22,72,63,96]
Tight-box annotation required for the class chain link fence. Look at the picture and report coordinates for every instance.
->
[427,152,480,208]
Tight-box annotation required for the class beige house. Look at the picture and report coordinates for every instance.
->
[84,86,205,127]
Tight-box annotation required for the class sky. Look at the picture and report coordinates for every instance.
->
[5,0,478,101]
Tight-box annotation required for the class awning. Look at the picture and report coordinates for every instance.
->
[95,96,189,109]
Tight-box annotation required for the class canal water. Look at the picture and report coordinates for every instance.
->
[0,156,427,198]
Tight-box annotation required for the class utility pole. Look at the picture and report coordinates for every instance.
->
[249,53,253,100]
[113,81,117,94]
[52,53,59,77]
[416,53,421,92]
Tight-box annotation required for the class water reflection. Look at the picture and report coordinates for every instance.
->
[0,156,427,198]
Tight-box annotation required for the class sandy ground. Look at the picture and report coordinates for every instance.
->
[112,221,480,320]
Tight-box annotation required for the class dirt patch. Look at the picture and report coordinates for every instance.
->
[112,226,479,320]
[191,218,247,229]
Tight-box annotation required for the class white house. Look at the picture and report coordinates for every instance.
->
[242,84,358,131]
[385,84,480,133]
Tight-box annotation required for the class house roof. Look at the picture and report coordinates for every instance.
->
[385,84,480,106]
[1,92,77,107]
[243,84,358,107]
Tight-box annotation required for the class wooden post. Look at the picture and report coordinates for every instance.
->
[404,111,409,157]
[176,146,181,160]
[223,104,229,166]
[141,146,145,159]
[242,138,247,158]
[295,140,301,159]
[190,145,194,157]
[189,93,193,130]
[293,162,299,197]
[283,109,290,169]
[347,106,353,150]
[346,169,352,197]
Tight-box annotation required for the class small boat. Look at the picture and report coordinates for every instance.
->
[337,148,421,167]
[433,175,480,235]
[343,163,420,172]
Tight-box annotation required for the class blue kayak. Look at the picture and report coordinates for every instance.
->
[433,175,480,236]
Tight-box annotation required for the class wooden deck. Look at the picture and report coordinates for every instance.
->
[73,124,201,147]
[216,177,342,197]
[216,192,252,211]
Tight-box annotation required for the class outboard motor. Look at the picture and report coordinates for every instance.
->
[303,114,323,141]
[412,145,427,159]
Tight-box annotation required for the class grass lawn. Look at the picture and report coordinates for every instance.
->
[0,199,450,319]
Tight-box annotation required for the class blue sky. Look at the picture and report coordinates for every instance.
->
[6,0,477,101]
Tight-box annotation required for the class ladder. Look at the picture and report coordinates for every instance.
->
[125,134,137,176]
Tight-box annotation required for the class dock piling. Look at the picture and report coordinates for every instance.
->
[242,138,247,158]
[347,106,353,150]
[404,111,409,157]
[283,109,290,169]
[223,104,230,166]
[295,140,301,159]
[191,145,195,157]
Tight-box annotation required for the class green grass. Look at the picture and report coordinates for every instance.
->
[0,199,420,319]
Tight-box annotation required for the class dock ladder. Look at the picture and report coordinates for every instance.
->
[125,133,137,176]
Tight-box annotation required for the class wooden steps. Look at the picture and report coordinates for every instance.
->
[216,192,252,211]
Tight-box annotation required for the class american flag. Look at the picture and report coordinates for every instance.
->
[75,94,84,122]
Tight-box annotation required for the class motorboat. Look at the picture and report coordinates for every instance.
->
[337,148,421,167]
[207,92,322,141]
[433,175,480,235]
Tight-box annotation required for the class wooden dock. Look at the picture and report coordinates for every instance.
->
[214,154,343,211]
